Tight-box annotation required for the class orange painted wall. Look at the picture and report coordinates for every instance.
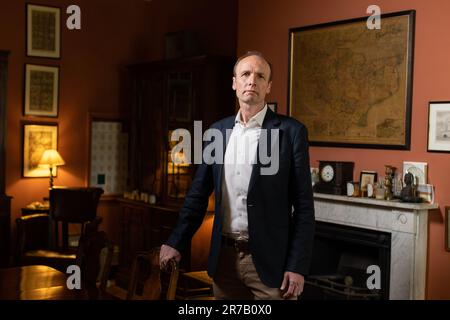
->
[1,0,236,259]
[2,0,152,250]
[237,0,450,299]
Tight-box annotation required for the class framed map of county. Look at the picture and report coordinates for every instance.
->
[288,10,415,149]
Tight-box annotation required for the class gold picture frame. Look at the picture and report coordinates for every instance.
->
[23,123,58,177]
[359,170,378,192]
[27,4,61,58]
[288,10,415,149]
[24,64,59,117]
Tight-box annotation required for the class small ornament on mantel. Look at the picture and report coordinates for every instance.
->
[393,173,403,198]
[400,172,415,202]
[383,165,396,200]
[375,182,385,200]
[400,172,422,203]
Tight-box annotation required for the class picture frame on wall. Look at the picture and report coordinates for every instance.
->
[23,123,58,177]
[27,4,61,58]
[288,10,415,149]
[446,206,450,252]
[427,101,450,153]
[24,64,59,117]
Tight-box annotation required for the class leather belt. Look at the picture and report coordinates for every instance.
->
[221,235,250,252]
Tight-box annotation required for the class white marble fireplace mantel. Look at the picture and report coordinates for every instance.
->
[313,193,439,300]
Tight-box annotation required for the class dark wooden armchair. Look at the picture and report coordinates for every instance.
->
[126,247,179,300]
[15,187,104,272]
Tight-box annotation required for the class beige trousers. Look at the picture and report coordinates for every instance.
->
[212,245,297,300]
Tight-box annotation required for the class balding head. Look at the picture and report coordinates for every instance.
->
[233,51,273,81]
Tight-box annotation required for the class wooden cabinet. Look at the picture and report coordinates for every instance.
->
[115,198,191,288]
[116,55,234,288]
[0,50,11,267]
[126,55,235,205]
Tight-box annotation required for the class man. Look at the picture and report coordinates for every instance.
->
[160,51,315,299]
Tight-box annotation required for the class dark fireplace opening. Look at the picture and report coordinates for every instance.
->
[302,221,391,300]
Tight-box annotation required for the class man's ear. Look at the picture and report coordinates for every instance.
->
[266,81,272,94]
[232,77,236,91]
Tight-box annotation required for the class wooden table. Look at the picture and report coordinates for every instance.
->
[21,207,49,216]
[0,265,88,300]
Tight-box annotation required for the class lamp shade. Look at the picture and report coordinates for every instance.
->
[38,149,65,167]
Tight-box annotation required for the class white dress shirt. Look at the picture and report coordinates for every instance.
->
[221,105,268,239]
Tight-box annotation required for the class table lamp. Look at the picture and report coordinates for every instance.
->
[38,149,65,189]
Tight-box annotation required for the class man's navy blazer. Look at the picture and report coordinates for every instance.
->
[166,108,315,287]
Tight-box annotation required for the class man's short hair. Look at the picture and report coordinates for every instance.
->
[233,51,273,81]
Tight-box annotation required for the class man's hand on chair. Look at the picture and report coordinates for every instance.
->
[160,244,181,270]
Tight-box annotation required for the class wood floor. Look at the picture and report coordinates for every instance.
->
[103,270,214,300]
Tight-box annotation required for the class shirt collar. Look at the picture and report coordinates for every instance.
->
[235,104,268,128]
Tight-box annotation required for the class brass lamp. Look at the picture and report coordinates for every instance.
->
[38,149,65,189]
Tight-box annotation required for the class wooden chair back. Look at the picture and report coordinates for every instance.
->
[76,217,113,299]
[127,247,179,300]
[50,187,104,250]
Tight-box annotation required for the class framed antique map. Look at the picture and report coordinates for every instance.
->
[288,10,415,149]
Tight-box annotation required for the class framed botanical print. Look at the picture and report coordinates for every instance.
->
[27,4,61,58]
[288,10,415,149]
[23,123,58,177]
[24,64,59,117]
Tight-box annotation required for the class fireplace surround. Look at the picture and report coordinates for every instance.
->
[312,193,438,299]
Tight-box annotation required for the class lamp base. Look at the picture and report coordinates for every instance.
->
[49,167,54,189]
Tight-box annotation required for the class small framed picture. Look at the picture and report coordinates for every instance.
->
[427,101,450,152]
[27,4,61,58]
[24,64,59,117]
[403,161,428,185]
[267,102,277,113]
[416,184,434,203]
[359,170,378,192]
[446,206,450,252]
[23,123,58,177]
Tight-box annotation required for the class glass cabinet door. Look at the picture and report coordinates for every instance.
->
[166,129,192,200]
[168,72,193,123]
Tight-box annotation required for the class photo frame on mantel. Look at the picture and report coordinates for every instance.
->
[359,170,377,192]
[288,10,415,150]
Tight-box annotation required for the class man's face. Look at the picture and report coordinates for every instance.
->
[232,55,272,106]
